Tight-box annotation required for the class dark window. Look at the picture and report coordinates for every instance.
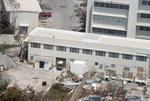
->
[122,54,133,60]
[70,47,79,53]
[120,5,124,9]
[136,56,147,62]
[141,14,145,18]
[31,43,40,48]
[109,52,119,58]
[57,46,66,52]
[105,3,110,8]
[145,27,150,31]
[125,5,129,9]
[94,2,99,6]
[95,62,98,66]
[83,49,92,55]
[96,51,106,56]
[114,4,119,8]
[124,67,130,71]
[142,1,147,5]
[44,44,53,50]
[140,26,144,30]
[100,2,104,7]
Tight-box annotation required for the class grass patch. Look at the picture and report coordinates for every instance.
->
[46,83,70,101]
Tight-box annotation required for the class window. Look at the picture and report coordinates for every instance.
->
[105,3,110,8]
[44,44,53,50]
[111,64,115,68]
[141,13,150,19]
[19,26,28,34]
[139,26,150,31]
[31,43,40,48]
[95,62,98,66]
[100,2,104,7]
[94,2,99,6]
[142,0,150,5]
[124,67,130,71]
[136,56,147,62]
[92,27,127,36]
[70,47,79,53]
[109,52,119,58]
[96,51,105,56]
[57,46,66,52]
[83,49,92,55]
[97,2,129,10]
[122,54,133,60]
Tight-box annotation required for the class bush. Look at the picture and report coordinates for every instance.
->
[0,81,8,93]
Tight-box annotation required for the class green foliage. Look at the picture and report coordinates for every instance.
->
[0,20,16,34]
[47,83,70,101]
[0,81,8,93]
[0,44,16,52]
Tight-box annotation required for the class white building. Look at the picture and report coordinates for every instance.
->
[24,27,150,83]
[86,0,150,39]
[1,0,42,34]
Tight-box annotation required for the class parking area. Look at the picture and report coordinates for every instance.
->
[39,0,81,31]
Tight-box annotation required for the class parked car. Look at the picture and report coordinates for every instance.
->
[39,11,52,17]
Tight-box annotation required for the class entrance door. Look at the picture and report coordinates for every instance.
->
[39,61,44,68]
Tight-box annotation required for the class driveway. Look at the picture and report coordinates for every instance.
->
[39,0,81,31]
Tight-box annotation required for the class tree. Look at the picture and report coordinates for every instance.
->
[0,0,20,34]
[74,0,87,32]
[13,34,25,62]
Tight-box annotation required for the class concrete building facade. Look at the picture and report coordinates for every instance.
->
[1,0,42,34]
[25,27,150,83]
[86,0,150,39]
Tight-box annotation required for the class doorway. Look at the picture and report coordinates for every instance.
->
[39,61,45,68]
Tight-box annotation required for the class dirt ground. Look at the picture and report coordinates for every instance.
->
[0,47,62,92]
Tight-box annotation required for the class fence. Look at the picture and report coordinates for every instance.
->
[68,71,91,101]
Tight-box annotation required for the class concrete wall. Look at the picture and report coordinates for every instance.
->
[0,34,17,45]
[9,11,39,34]
[86,0,150,39]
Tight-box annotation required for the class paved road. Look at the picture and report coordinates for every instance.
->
[39,0,81,31]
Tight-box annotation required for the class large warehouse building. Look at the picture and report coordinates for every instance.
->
[24,27,150,83]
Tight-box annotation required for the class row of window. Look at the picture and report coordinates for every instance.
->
[142,0,150,5]
[93,15,127,23]
[94,2,129,10]
[31,43,147,62]
[92,27,127,35]
[141,13,150,19]
[139,26,150,31]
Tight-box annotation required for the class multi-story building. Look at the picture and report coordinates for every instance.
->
[86,0,150,39]
[24,27,150,84]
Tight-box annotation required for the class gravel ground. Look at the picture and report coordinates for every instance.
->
[39,0,81,31]
[0,47,62,92]
[2,64,61,92]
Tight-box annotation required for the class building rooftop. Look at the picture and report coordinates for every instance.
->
[3,0,42,12]
[26,27,150,49]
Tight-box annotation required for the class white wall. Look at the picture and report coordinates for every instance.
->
[9,11,39,34]
[28,36,150,79]
[86,0,141,38]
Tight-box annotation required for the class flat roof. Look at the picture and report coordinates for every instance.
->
[26,27,150,49]
[3,0,42,12]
